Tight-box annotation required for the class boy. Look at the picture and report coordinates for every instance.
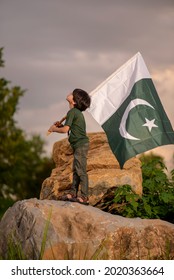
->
[48,88,91,205]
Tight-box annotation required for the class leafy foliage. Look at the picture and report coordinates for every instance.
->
[140,154,174,221]
[0,48,54,218]
[102,153,174,223]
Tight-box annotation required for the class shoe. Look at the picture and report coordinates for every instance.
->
[58,193,76,201]
[71,196,89,205]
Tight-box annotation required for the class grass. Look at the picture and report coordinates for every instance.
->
[39,207,52,260]
[1,235,173,260]
[0,208,52,260]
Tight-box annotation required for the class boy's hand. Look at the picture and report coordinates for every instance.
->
[54,121,64,127]
[48,124,57,132]
[47,116,68,135]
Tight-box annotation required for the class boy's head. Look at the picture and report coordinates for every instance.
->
[72,88,91,111]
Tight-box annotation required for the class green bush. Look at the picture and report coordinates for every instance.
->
[105,154,174,223]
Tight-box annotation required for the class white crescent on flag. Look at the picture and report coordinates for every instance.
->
[119,98,155,140]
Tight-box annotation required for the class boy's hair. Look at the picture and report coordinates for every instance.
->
[73,88,91,111]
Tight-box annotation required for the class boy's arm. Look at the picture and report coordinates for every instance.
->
[47,115,67,135]
[48,124,70,134]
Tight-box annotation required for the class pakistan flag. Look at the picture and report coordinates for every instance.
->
[88,52,174,168]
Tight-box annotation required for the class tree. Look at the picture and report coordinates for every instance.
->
[0,48,54,217]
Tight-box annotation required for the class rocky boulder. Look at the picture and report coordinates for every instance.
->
[40,132,142,205]
[0,199,174,260]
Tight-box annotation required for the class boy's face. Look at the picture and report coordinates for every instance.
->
[66,93,75,108]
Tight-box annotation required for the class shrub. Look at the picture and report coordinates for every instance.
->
[103,154,174,223]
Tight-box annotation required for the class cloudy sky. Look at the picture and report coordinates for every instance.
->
[1,0,174,169]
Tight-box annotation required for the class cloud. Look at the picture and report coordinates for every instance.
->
[1,0,174,66]
[152,66,174,126]
[1,0,174,168]
[15,65,174,166]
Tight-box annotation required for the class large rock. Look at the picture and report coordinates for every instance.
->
[40,133,142,205]
[0,199,174,260]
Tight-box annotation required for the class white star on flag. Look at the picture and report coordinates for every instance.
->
[142,118,158,132]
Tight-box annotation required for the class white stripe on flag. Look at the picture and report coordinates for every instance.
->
[88,52,151,125]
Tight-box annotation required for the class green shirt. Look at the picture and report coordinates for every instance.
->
[65,107,89,149]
